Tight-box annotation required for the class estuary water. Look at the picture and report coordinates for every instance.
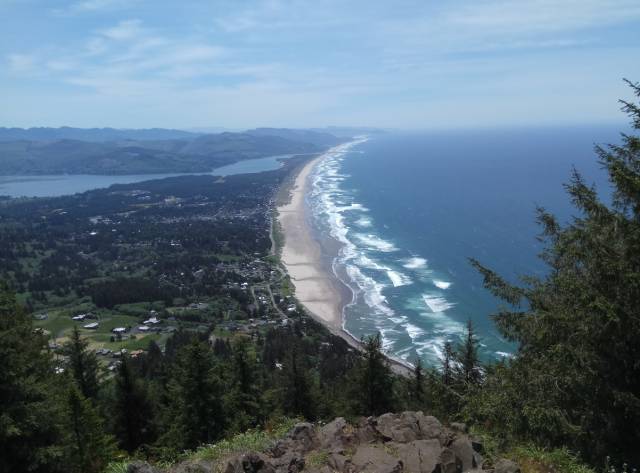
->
[308,126,620,365]
[0,153,295,198]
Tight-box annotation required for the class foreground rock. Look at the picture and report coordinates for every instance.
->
[129,412,517,473]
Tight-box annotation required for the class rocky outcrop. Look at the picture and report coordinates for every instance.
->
[131,412,518,473]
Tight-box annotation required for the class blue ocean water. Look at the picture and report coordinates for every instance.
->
[308,126,620,365]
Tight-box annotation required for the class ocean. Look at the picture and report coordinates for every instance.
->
[308,126,620,365]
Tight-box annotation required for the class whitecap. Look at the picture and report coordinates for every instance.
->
[433,280,452,290]
[356,233,397,252]
[403,257,428,269]
[404,323,424,341]
[422,294,456,313]
[495,351,515,359]
[386,270,413,287]
[355,217,373,228]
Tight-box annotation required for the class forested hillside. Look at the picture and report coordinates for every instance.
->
[0,129,343,175]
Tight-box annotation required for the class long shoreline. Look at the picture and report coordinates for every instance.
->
[276,142,412,376]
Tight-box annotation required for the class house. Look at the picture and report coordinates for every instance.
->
[138,326,150,332]
[143,316,160,325]
[112,327,127,334]
[72,314,87,321]
[83,322,99,329]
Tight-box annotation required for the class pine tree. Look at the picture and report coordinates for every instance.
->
[0,283,64,473]
[62,326,100,400]
[455,319,481,387]
[112,355,154,453]
[411,357,425,405]
[60,382,115,473]
[441,341,455,386]
[162,339,225,451]
[228,338,262,429]
[281,341,316,420]
[353,333,395,416]
[469,80,640,463]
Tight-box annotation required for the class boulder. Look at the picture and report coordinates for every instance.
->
[494,459,520,473]
[351,445,403,473]
[375,412,420,442]
[436,447,463,473]
[318,418,356,452]
[417,414,445,443]
[394,439,442,473]
[224,452,275,473]
[289,422,316,452]
[171,460,210,473]
[127,461,160,473]
[449,437,477,472]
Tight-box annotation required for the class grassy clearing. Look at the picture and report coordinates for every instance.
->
[471,429,595,473]
[510,446,595,473]
[188,417,299,463]
[104,418,299,473]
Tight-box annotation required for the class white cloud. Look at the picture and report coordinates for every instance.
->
[100,19,144,41]
[7,53,36,73]
[55,0,138,15]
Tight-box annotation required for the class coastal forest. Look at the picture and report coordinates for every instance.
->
[2,83,640,473]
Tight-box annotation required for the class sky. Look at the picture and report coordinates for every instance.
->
[1,0,640,130]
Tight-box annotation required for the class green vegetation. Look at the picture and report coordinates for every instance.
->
[0,129,336,175]
[187,417,299,463]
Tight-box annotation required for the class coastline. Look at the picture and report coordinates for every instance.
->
[276,142,412,376]
[277,152,347,334]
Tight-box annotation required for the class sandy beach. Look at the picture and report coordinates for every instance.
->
[277,152,346,334]
[277,145,412,376]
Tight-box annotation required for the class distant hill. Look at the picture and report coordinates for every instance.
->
[0,129,343,175]
[246,128,346,147]
[0,127,200,142]
[310,126,386,138]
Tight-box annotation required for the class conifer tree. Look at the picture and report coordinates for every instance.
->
[353,333,395,416]
[228,338,262,429]
[112,355,154,452]
[0,283,64,473]
[60,383,115,473]
[455,319,481,387]
[162,339,225,450]
[469,80,640,463]
[441,341,455,386]
[62,325,100,400]
[281,341,316,420]
[411,357,425,405]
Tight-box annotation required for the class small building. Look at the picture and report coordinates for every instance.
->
[138,325,150,332]
[143,316,160,325]
[83,322,99,330]
[72,314,87,321]
[112,327,127,334]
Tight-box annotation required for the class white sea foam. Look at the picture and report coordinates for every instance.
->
[495,351,515,359]
[404,323,425,341]
[355,217,373,228]
[403,257,428,269]
[345,264,394,317]
[356,233,397,252]
[422,294,456,313]
[386,270,412,287]
[433,280,452,290]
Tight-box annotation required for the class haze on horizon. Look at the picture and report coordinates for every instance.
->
[1,0,640,130]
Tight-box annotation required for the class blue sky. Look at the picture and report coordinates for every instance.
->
[1,0,640,129]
